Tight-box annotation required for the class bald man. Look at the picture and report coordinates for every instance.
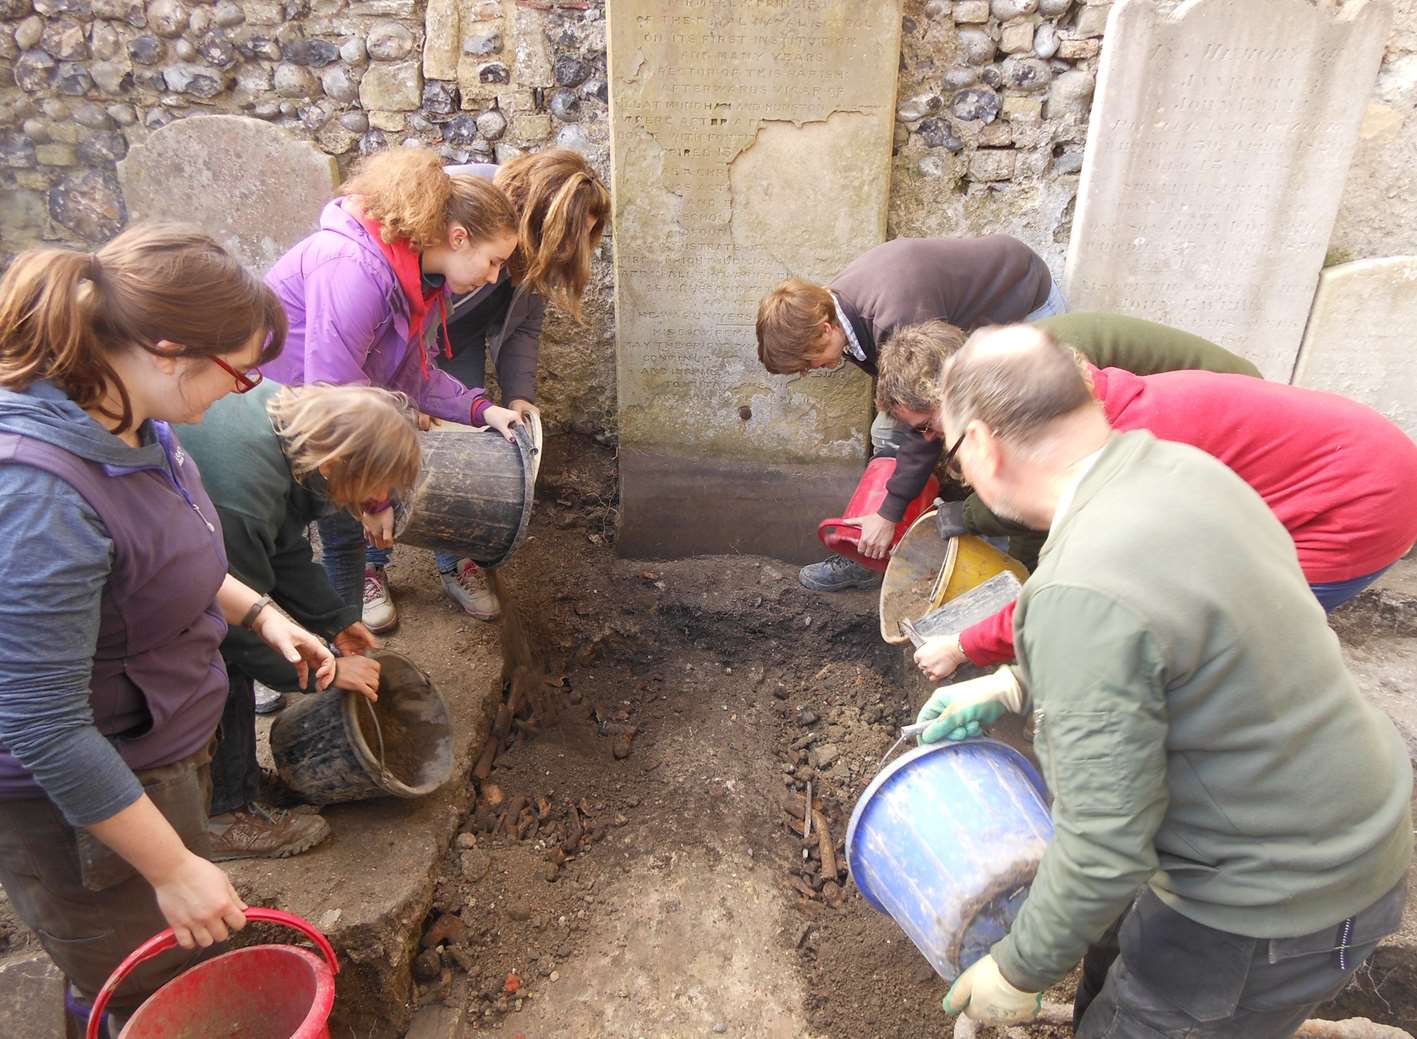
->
[916,326,1410,1037]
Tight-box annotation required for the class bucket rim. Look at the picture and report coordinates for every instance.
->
[845,738,1047,914]
[340,648,453,798]
[476,421,537,568]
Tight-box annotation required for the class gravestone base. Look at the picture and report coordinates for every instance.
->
[616,449,863,564]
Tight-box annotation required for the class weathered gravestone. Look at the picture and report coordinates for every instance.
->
[1293,256,1417,441]
[1063,0,1393,379]
[608,1,901,561]
[118,115,339,274]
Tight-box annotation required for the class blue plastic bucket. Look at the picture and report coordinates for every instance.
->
[846,739,1053,981]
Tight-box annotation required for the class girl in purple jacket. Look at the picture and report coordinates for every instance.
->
[262,148,524,633]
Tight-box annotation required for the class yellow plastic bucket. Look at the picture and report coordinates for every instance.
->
[930,534,1030,611]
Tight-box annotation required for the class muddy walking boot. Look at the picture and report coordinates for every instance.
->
[799,554,883,592]
[363,564,397,634]
[208,801,332,862]
[440,559,500,621]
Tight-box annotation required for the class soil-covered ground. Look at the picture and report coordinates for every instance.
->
[390,436,1417,1039]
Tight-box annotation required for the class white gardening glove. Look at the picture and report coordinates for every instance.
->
[942,954,1042,1025]
[916,668,1026,744]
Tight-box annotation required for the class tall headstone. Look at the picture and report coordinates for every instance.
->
[608,2,902,562]
[1293,256,1417,441]
[118,115,339,273]
[1063,0,1393,379]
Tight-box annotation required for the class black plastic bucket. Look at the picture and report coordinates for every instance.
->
[397,416,541,568]
[269,649,454,804]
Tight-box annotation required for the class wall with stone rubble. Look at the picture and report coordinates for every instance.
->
[0,0,1408,436]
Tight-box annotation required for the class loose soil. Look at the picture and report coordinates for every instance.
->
[356,692,423,789]
[385,434,1417,1039]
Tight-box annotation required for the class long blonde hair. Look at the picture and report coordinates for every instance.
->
[0,223,286,432]
[341,147,517,251]
[494,149,609,320]
[267,384,421,513]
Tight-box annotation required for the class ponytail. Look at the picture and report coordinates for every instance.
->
[0,223,287,432]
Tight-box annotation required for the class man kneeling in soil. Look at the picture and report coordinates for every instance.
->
[916,325,1411,1036]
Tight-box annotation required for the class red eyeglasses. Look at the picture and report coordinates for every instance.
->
[211,355,264,394]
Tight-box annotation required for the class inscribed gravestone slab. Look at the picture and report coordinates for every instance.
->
[1293,256,1417,441]
[1063,0,1392,379]
[609,1,902,561]
[118,115,339,274]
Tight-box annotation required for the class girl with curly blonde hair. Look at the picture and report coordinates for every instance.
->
[262,146,524,634]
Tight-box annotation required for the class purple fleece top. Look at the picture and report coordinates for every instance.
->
[261,199,490,424]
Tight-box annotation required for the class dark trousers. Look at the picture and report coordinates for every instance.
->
[209,665,260,817]
[1074,882,1405,1038]
[0,747,221,1035]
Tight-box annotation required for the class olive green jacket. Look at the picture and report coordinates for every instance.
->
[962,312,1262,556]
[991,431,1412,991]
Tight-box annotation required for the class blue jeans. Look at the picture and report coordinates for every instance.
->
[317,511,376,610]
[1310,566,1391,612]
[1023,279,1068,322]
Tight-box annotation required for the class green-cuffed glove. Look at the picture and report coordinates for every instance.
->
[916,668,1026,744]
[942,954,1042,1025]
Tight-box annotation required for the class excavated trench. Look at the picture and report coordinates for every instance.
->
[397,437,1417,1039]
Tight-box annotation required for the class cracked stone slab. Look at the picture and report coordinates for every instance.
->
[607,1,902,561]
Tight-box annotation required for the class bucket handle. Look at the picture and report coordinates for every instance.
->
[817,516,857,543]
[85,908,339,1039]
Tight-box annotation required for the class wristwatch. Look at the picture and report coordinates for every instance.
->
[240,594,273,630]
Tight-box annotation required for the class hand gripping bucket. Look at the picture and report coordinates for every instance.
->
[846,740,1052,981]
[87,908,338,1039]
[818,457,940,573]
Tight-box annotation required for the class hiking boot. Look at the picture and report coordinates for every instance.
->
[798,555,883,592]
[440,559,500,621]
[253,680,285,715]
[208,801,331,862]
[363,565,397,634]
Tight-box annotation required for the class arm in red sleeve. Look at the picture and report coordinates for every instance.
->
[959,599,1019,666]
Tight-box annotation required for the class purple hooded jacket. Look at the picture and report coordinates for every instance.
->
[261,199,490,424]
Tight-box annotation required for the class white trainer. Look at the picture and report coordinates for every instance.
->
[440,559,500,621]
[363,565,398,633]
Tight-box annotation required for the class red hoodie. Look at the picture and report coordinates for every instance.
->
[959,365,1417,665]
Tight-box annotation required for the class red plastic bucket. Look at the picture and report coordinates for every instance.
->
[87,909,339,1039]
[817,457,941,572]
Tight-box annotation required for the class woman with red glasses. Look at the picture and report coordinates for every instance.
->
[0,223,335,1037]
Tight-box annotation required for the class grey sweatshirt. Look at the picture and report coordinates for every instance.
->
[0,381,167,824]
